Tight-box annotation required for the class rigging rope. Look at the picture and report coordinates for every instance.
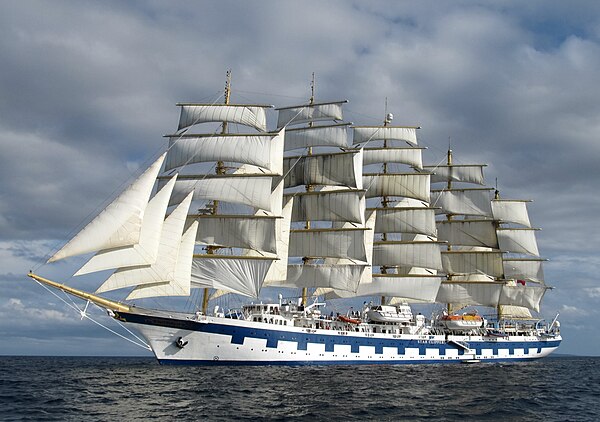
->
[32,279,151,351]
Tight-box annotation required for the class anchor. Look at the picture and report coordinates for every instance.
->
[175,337,188,349]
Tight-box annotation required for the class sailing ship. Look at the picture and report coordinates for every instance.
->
[27,75,561,365]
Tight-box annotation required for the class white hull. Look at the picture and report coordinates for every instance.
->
[118,311,561,365]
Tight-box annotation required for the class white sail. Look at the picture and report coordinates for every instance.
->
[75,175,177,275]
[328,275,442,302]
[497,228,540,256]
[499,285,547,312]
[289,228,368,262]
[423,164,485,185]
[441,250,504,277]
[177,104,269,132]
[191,256,274,298]
[193,215,278,254]
[373,241,443,270]
[165,130,284,176]
[48,154,166,263]
[364,173,430,202]
[362,147,423,169]
[431,188,493,217]
[284,124,350,151]
[96,192,193,294]
[362,210,376,267]
[126,221,198,300]
[277,100,345,128]
[503,258,545,283]
[319,210,375,283]
[261,197,293,284]
[284,150,363,189]
[165,175,276,212]
[436,282,504,307]
[373,207,436,236]
[499,305,533,319]
[491,199,532,227]
[352,126,418,146]
[436,220,498,248]
[287,189,366,224]
[277,264,368,292]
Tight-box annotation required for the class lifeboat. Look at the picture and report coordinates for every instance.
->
[440,313,483,330]
[338,315,361,324]
[366,305,412,324]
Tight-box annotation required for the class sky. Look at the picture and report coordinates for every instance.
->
[1,0,599,356]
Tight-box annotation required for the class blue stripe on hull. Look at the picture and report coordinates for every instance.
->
[158,357,545,367]
[116,311,561,362]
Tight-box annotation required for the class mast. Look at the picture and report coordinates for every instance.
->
[202,69,232,314]
[301,73,316,307]
[429,147,546,316]
[428,146,495,314]
[491,185,548,319]
[494,184,502,320]
[380,101,390,306]
[327,110,443,305]
[446,147,452,314]
[165,73,280,302]
[272,81,365,300]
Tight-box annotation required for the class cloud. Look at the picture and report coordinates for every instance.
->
[0,0,599,356]
[1,296,75,322]
[583,288,600,299]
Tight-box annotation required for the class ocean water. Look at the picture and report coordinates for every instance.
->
[0,356,598,421]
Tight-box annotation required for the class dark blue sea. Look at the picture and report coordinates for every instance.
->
[0,356,598,421]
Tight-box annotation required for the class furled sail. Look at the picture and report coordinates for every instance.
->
[47,153,166,263]
[177,103,270,132]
